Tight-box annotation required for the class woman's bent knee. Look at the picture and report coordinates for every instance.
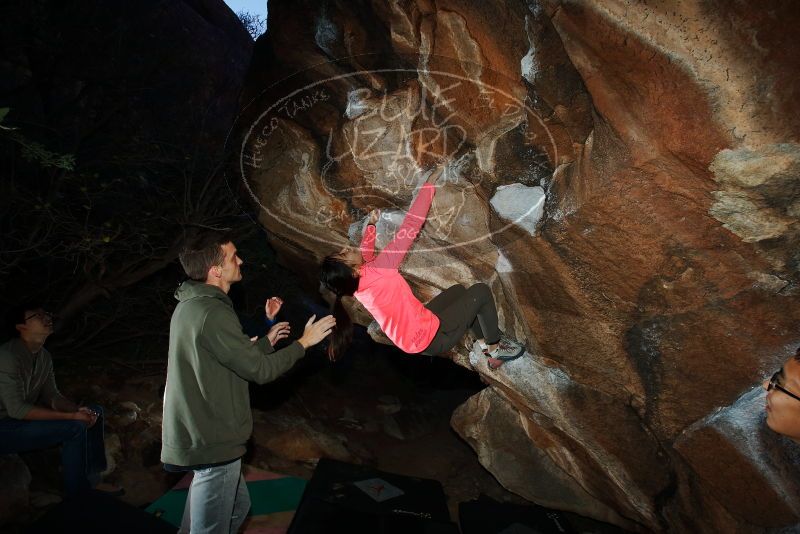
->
[469,282,491,298]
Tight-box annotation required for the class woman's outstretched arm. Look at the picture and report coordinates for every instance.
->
[361,226,376,262]
[360,212,378,263]
[374,164,444,270]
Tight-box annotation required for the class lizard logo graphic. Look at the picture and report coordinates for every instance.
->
[232,54,557,253]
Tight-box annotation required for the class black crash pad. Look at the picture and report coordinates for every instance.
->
[459,493,576,534]
[288,457,459,534]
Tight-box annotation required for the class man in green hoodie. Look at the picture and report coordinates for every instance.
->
[161,232,335,534]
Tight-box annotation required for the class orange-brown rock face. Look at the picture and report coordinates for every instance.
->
[234,0,800,531]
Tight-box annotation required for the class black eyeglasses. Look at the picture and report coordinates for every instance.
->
[24,311,56,323]
[767,370,800,403]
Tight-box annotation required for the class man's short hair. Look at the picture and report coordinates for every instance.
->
[179,231,232,281]
[4,301,43,339]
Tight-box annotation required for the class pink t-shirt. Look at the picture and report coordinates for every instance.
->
[354,183,441,354]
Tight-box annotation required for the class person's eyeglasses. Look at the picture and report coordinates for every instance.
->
[24,311,56,323]
[767,370,800,403]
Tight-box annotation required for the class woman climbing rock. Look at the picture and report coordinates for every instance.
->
[319,162,525,369]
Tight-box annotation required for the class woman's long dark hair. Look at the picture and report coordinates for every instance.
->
[320,256,359,361]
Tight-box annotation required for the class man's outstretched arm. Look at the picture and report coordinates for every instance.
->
[202,307,335,385]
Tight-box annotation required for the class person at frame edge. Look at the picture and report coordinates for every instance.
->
[320,160,526,369]
[764,346,800,444]
[162,231,335,534]
[0,304,123,496]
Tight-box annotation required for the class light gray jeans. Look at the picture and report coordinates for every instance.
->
[178,458,250,534]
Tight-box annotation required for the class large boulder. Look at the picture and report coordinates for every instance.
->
[251,411,360,465]
[235,0,800,531]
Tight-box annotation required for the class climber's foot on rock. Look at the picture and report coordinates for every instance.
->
[486,336,524,370]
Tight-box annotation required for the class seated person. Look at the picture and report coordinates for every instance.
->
[763,347,800,443]
[0,303,121,495]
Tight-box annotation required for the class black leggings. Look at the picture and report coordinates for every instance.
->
[421,283,500,356]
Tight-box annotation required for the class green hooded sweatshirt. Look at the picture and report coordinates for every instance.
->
[161,280,305,466]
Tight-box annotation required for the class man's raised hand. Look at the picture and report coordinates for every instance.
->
[298,314,336,349]
[267,321,290,346]
[265,297,283,321]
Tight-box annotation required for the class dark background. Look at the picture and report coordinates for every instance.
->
[0,0,265,358]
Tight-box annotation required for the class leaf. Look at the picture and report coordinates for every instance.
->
[0,107,8,123]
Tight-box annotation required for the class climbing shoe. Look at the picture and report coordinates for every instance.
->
[486,336,525,370]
